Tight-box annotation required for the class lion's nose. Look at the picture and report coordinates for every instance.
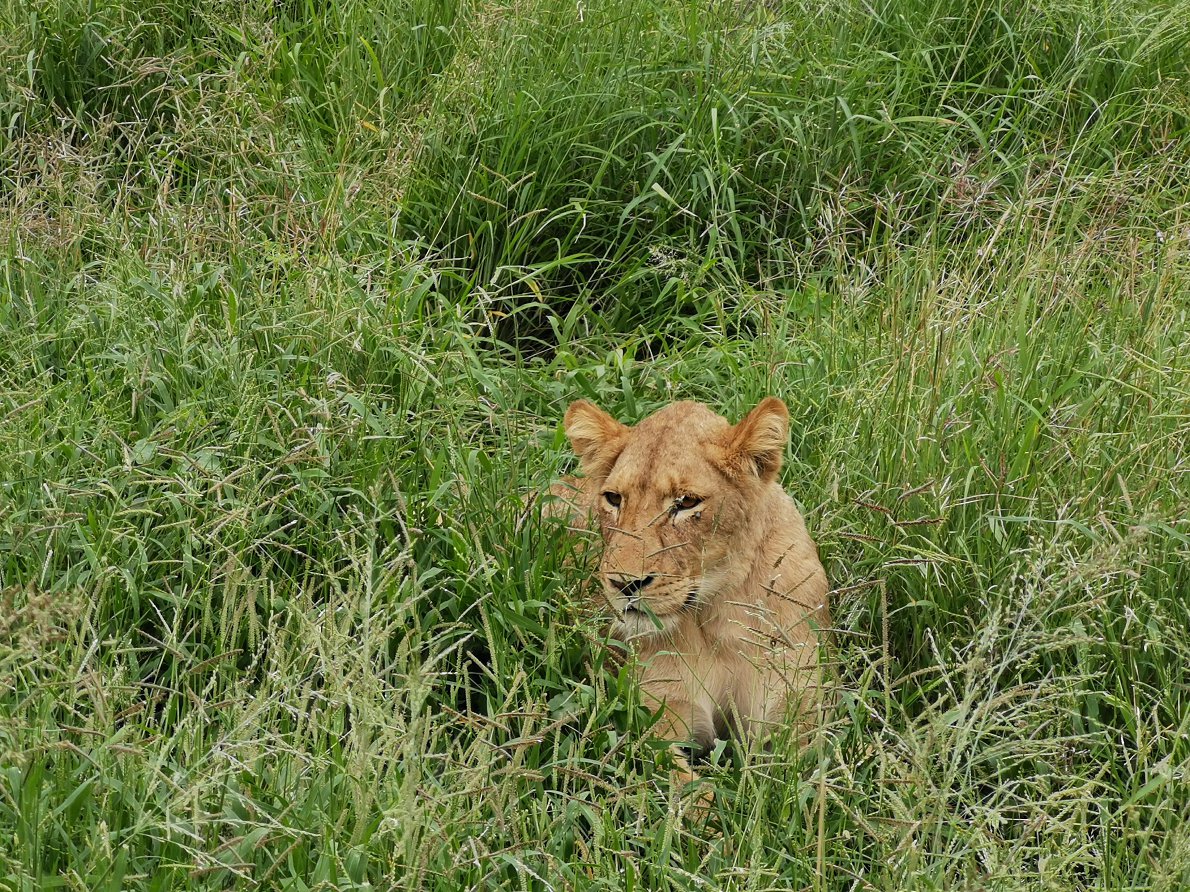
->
[607,574,655,598]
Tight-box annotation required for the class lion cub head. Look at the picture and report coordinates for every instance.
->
[563,397,791,639]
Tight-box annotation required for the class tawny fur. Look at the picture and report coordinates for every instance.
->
[549,398,829,792]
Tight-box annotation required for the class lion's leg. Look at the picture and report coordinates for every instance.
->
[641,690,716,819]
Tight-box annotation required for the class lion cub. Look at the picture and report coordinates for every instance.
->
[552,397,829,797]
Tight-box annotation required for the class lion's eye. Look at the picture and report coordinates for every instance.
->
[603,491,622,509]
[673,495,702,511]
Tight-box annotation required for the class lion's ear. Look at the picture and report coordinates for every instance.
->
[724,397,789,482]
[564,400,629,478]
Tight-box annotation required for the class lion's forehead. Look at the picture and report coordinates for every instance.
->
[607,439,727,501]
[602,402,735,498]
[638,401,730,433]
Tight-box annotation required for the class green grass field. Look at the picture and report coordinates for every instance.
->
[2,0,1189,888]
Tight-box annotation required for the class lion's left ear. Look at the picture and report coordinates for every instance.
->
[564,400,629,478]
[723,397,789,482]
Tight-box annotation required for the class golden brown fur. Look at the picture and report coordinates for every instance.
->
[550,397,829,798]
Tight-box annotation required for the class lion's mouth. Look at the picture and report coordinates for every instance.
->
[618,590,700,616]
[615,607,677,640]
[615,595,699,639]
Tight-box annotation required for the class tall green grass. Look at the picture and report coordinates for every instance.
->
[1,0,1188,888]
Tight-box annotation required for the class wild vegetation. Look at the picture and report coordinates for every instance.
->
[1,0,1188,888]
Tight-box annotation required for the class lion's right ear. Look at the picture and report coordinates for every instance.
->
[723,396,789,482]
[563,400,629,478]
